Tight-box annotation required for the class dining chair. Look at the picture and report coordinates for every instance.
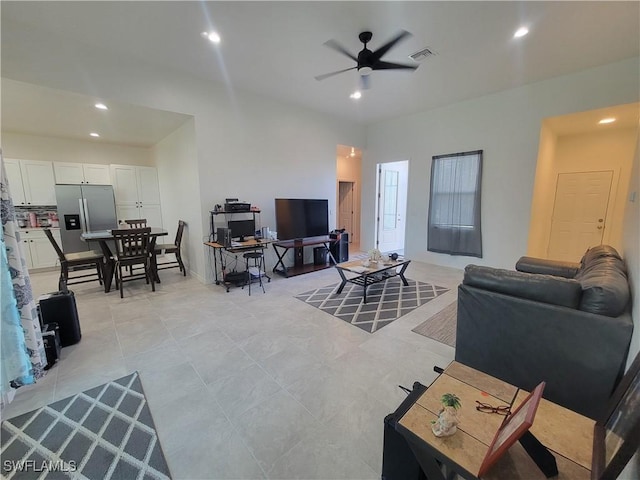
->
[43,228,104,292]
[122,218,147,274]
[111,227,155,298]
[123,218,147,228]
[155,220,186,276]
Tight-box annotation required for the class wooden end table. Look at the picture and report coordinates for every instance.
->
[392,362,594,479]
[334,258,410,303]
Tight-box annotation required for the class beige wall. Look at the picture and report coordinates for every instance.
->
[336,152,362,244]
[528,126,637,257]
[1,132,153,166]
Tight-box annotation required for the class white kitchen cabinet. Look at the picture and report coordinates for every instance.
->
[21,229,60,269]
[4,159,26,206]
[110,164,163,227]
[54,162,111,185]
[5,158,56,206]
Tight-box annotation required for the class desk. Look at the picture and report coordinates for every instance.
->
[334,258,410,303]
[391,362,594,479]
[82,228,168,293]
[204,239,271,291]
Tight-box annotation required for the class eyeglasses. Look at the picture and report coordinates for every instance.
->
[475,400,511,415]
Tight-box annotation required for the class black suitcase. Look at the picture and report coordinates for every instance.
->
[38,291,82,347]
[382,382,428,480]
[42,323,61,369]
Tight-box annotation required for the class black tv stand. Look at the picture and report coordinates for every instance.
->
[272,236,337,277]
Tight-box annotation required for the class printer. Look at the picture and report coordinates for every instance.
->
[224,200,251,212]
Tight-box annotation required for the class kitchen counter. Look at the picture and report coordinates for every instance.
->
[20,226,60,230]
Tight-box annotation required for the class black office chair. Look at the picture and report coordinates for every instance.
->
[155,220,186,275]
[43,228,104,292]
[111,227,155,298]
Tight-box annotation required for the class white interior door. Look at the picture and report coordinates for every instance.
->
[547,170,613,262]
[376,161,408,253]
[338,181,354,241]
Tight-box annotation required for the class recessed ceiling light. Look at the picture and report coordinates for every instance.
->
[201,31,221,44]
[514,27,529,38]
[89,132,100,138]
[350,91,362,100]
[94,103,108,110]
[599,118,616,124]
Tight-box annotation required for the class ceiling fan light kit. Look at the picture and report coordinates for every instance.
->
[315,30,419,89]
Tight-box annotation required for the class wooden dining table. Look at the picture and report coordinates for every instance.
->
[81,227,168,293]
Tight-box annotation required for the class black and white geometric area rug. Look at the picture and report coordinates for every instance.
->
[1,372,171,480]
[296,278,449,333]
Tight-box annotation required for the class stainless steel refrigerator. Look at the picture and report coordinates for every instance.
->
[55,184,118,253]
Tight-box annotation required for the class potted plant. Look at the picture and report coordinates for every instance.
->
[432,393,461,437]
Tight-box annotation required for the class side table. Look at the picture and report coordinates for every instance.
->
[385,362,594,479]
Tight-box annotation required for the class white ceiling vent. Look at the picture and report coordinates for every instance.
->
[409,47,436,62]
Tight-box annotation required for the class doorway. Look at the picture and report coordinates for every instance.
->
[547,170,613,261]
[376,160,408,254]
[338,181,355,242]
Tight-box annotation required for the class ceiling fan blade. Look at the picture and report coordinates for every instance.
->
[371,30,412,61]
[323,39,358,62]
[314,66,358,81]
[372,60,418,71]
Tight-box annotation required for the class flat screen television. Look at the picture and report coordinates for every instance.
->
[275,198,329,241]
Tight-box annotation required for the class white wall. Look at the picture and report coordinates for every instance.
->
[364,57,640,270]
[3,26,366,283]
[527,123,558,257]
[152,118,204,280]
[1,132,153,166]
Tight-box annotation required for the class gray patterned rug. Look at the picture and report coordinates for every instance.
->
[1,372,171,479]
[296,278,449,333]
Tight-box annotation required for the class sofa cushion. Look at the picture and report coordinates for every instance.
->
[575,249,629,316]
[463,265,582,308]
[579,244,624,268]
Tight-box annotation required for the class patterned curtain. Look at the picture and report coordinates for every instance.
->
[0,152,46,397]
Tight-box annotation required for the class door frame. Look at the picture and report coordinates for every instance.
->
[375,160,408,253]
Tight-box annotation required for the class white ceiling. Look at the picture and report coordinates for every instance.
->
[1,1,639,144]
[2,79,193,147]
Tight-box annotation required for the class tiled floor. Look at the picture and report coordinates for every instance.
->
[2,255,463,479]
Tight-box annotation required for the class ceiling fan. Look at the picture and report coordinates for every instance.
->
[315,30,418,89]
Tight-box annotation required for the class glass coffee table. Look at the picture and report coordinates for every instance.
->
[334,258,411,303]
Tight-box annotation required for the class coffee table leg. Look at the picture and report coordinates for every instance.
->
[335,267,348,294]
[362,274,369,303]
[398,262,410,286]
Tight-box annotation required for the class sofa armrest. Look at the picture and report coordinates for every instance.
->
[455,284,633,419]
[515,256,580,278]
